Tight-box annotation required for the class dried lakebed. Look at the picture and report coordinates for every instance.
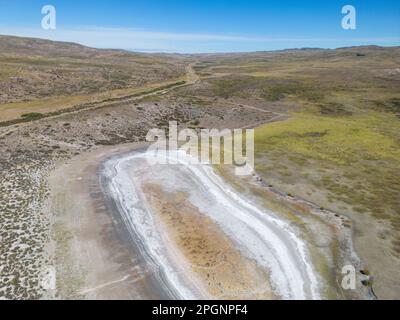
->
[100,149,323,299]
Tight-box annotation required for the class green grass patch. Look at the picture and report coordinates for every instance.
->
[254,110,400,222]
[20,112,44,121]
[255,111,400,165]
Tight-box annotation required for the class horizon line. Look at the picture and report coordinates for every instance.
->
[1,31,400,55]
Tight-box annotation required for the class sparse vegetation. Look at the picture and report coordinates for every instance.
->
[21,112,44,121]
[0,35,187,106]
[1,35,399,299]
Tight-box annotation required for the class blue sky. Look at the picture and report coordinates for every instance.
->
[0,0,399,53]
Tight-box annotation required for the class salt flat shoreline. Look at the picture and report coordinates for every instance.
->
[101,149,323,299]
[48,142,168,299]
[98,145,182,300]
[48,143,374,300]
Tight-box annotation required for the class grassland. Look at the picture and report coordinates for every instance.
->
[187,49,400,239]
[192,46,400,298]
[252,108,400,298]
[255,110,400,225]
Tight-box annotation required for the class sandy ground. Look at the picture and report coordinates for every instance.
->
[142,183,275,299]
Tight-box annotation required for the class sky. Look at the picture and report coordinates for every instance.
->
[0,0,399,53]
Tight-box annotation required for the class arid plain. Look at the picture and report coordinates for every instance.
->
[0,35,399,299]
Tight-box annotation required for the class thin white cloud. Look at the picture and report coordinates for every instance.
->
[0,25,399,52]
